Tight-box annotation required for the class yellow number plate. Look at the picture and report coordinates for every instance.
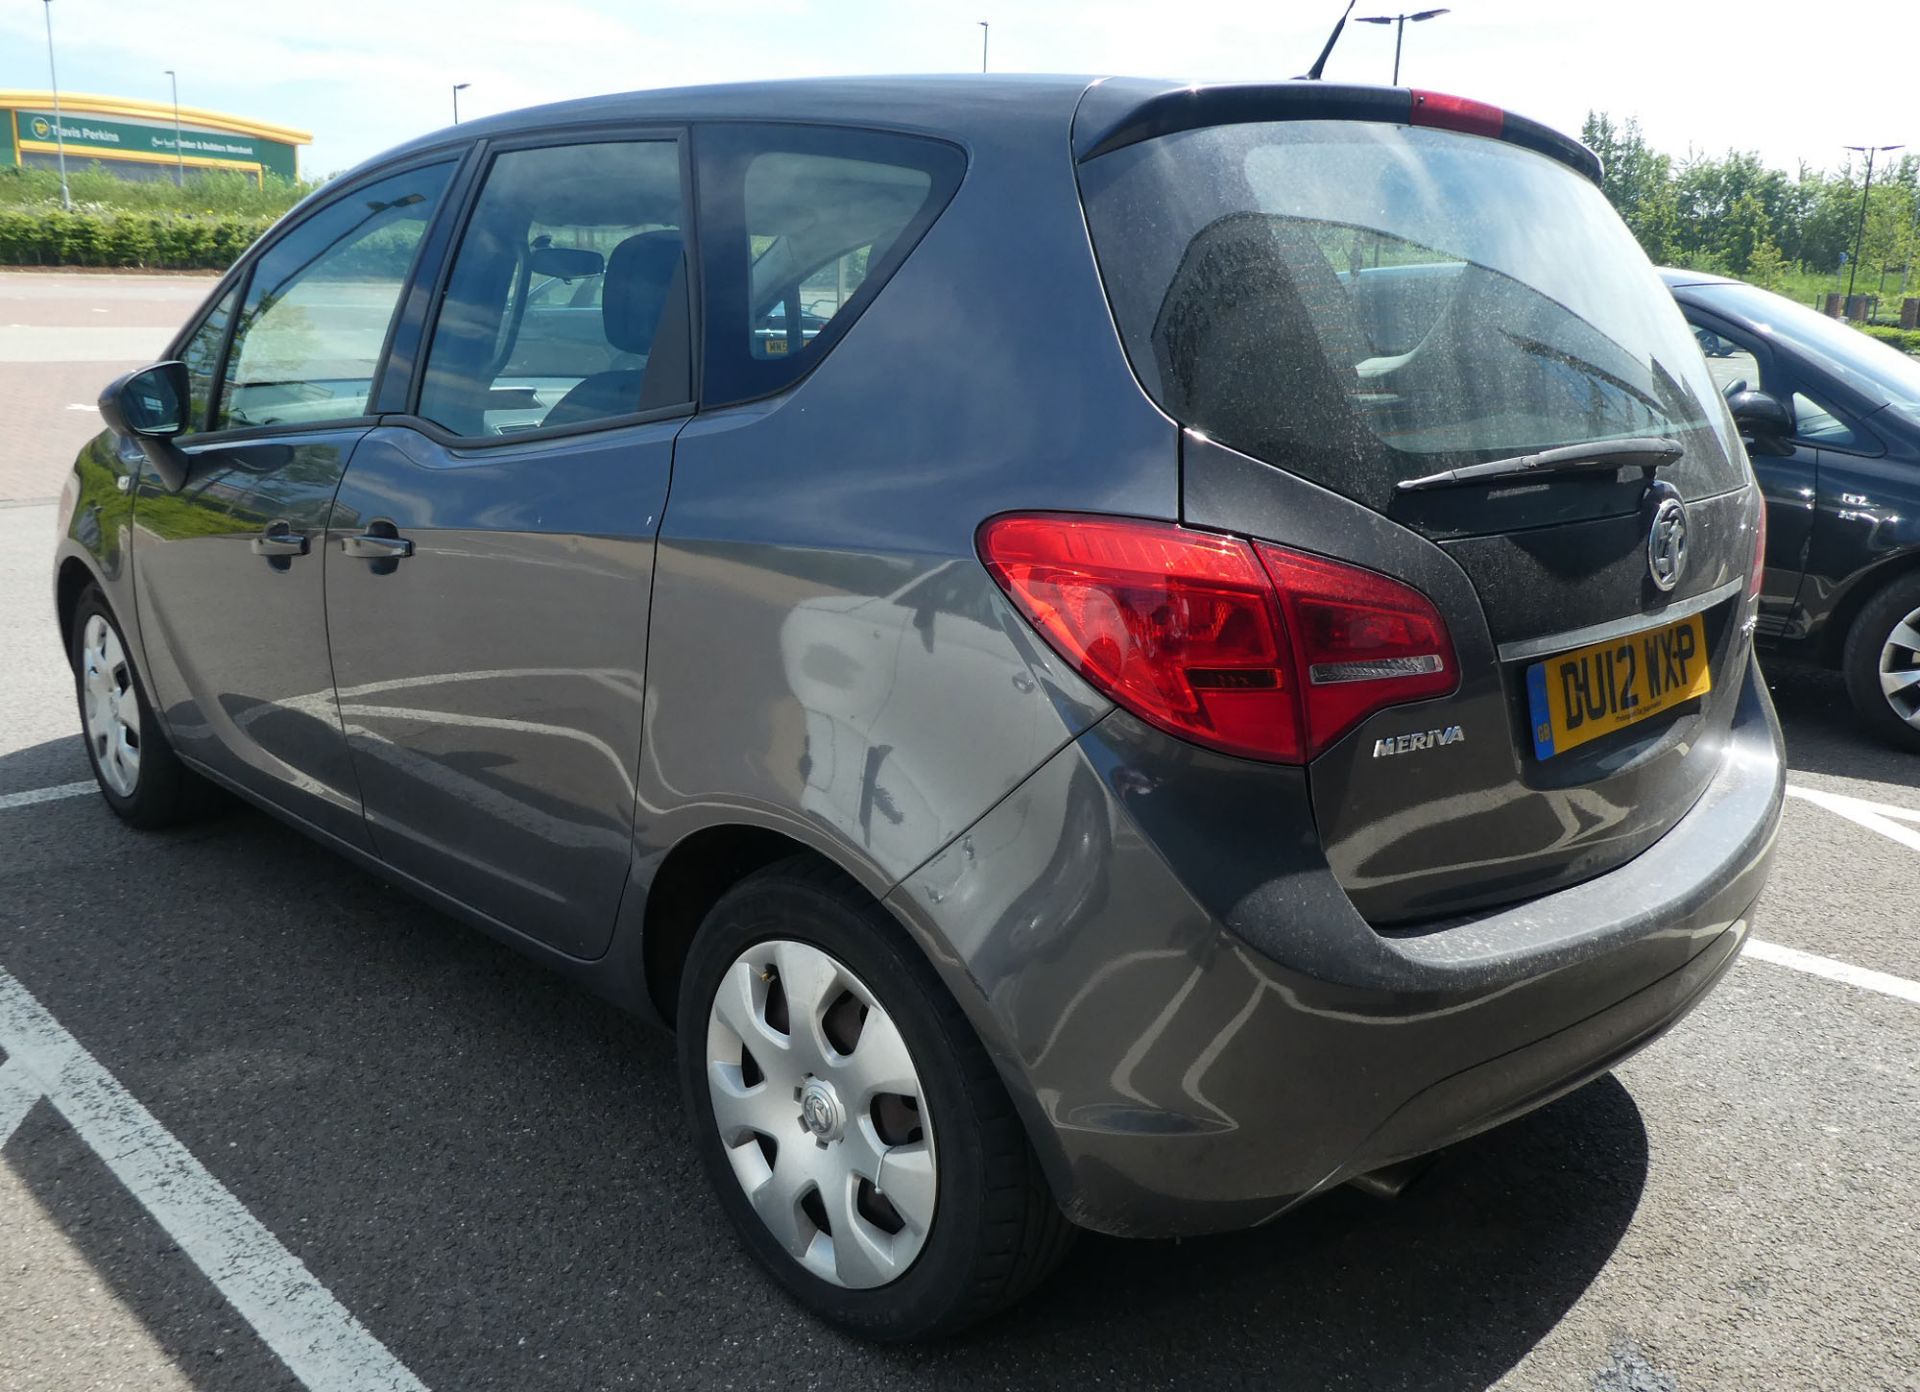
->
[1526,613,1711,759]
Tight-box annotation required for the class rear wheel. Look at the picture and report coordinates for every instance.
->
[676,859,1074,1339]
[1842,573,1920,753]
[70,586,214,827]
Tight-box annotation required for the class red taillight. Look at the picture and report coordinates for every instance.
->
[1409,90,1505,138]
[1748,500,1768,599]
[978,514,1456,763]
[1255,542,1458,753]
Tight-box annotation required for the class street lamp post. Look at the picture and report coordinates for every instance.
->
[1355,8,1450,86]
[164,69,184,187]
[41,0,71,212]
[452,82,470,125]
[1844,143,1905,311]
[979,21,989,74]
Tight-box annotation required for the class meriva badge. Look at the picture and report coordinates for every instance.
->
[1372,725,1466,758]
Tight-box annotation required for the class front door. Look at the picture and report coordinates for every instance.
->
[133,161,456,845]
[325,135,693,957]
[1683,310,1819,640]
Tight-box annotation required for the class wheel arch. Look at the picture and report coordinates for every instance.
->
[625,813,1074,1211]
[637,822,859,1027]
[55,554,103,652]
[1823,550,1920,666]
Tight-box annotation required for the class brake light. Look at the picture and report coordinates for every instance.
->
[1255,542,1458,753]
[977,514,1456,763]
[1748,499,1768,600]
[1409,90,1505,139]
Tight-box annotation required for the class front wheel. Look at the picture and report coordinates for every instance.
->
[1842,573,1920,753]
[676,859,1074,1339]
[70,585,215,827]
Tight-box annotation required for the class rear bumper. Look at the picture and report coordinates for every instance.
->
[889,652,1783,1238]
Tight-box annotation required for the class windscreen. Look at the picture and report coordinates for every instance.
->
[1690,280,1920,415]
[1079,120,1746,512]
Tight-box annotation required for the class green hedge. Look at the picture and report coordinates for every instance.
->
[1862,323,1920,354]
[0,209,277,269]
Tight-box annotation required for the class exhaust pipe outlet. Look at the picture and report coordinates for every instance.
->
[1346,1155,1437,1201]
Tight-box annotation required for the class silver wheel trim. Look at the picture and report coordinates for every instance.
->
[705,939,937,1290]
[79,613,141,798]
[1878,605,1920,730]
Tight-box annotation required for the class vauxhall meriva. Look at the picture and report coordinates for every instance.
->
[54,77,1784,1338]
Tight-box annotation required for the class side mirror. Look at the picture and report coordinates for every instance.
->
[98,362,191,491]
[1727,388,1793,456]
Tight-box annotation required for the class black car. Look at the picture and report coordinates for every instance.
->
[1666,269,1920,749]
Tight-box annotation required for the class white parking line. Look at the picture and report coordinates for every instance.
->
[1745,938,1920,1007]
[0,781,95,812]
[1787,784,1920,854]
[0,1059,40,1146]
[0,968,430,1392]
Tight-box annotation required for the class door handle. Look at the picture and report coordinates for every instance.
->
[337,533,412,556]
[339,533,414,560]
[250,522,309,557]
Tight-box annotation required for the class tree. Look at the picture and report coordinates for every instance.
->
[1581,112,1678,262]
[1746,237,1790,291]
[1722,192,1775,276]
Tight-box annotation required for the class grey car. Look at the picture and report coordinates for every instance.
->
[53,76,1784,1339]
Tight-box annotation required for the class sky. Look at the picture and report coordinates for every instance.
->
[3,0,1915,179]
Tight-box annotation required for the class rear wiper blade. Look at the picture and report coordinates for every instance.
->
[1396,437,1684,492]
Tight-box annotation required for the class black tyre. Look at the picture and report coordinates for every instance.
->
[69,585,215,827]
[676,857,1075,1339]
[1842,572,1920,753]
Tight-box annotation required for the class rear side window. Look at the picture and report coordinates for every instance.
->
[1078,121,1746,519]
[695,125,964,406]
[417,140,689,438]
[219,163,452,431]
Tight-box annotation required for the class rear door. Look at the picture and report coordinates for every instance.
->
[1078,105,1764,922]
[325,132,693,957]
[133,160,456,846]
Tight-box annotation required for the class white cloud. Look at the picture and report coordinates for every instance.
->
[1,0,1911,176]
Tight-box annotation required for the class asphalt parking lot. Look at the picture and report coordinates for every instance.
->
[3,269,1917,1391]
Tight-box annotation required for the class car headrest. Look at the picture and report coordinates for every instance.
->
[604,229,684,354]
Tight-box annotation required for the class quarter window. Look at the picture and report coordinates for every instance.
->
[743,152,929,361]
[697,126,965,406]
[1792,391,1860,448]
[178,284,237,433]
[219,163,452,431]
[416,140,689,437]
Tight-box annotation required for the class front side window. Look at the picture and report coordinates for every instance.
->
[219,163,452,431]
[416,140,688,437]
[1683,307,1862,450]
[1691,280,1920,417]
[697,126,965,406]
[1688,319,1764,403]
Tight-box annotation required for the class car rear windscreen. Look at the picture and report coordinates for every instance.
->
[1077,120,1747,519]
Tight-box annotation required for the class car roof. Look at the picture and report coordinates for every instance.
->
[339,74,1601,186]
[1658,266,1741,290]
[348,75,1115,178]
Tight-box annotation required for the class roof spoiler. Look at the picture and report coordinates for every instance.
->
[1072,81,1602,185]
